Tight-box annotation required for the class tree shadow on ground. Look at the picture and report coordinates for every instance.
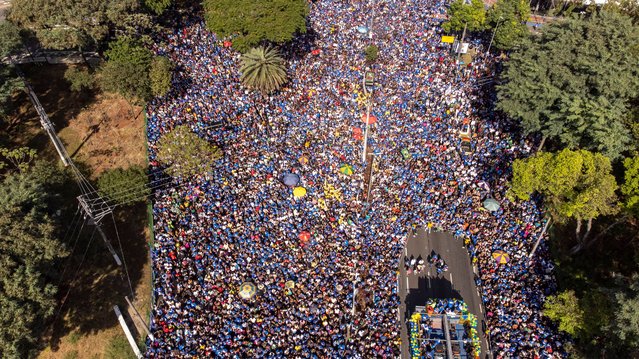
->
[5,64,97,161]
[45,203,149,352]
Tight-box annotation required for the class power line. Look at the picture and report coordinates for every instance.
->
[112,212,135,301]
[49,227,97,330]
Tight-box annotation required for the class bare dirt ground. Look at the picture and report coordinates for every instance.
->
[6,64,152,359]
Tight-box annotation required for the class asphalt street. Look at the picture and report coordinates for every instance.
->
[399,228,489,359]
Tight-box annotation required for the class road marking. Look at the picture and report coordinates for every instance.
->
[449,273,453,287]
[406,277,409,291]
[479,304,483,314]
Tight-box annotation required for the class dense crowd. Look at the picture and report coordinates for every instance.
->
[145,0,566,357]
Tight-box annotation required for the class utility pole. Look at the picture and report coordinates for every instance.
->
[486,17,504,54]
[78,196,122,266]
[362,100,372,164]
[125,296,155,342]
[528,218,552,261]
[114,305,143,359]
[456,22,468,67]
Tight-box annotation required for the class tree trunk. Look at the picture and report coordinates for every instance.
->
[575,216,582,240]
[537,136,546,152]
[581,217,593,243]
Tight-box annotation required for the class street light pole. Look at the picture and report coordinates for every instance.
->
[486,17,504,54]
[362,101,371,164]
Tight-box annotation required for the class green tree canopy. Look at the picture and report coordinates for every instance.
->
[612,275,639,348]
[143,0,172,15]
[621,156,639,216]
[486,0,530,50]
[64,66,95,93]
[0,152,70,358]
[0,21,23,57]
[156,125,223,178]
[8,0,152,50]
[100,36,154,102]
[149,56,173,98]
[442,0,487,33]
[97,166,149,205]
[509,149,618,239]
[497,11,639,159]
[240,46,288,94]
[543,290,585,337]
[203,0,308,53]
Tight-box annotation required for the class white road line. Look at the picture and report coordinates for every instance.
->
[449,273,453,287]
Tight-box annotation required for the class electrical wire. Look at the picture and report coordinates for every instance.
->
[49,227,97,332]
[112,213,135,301]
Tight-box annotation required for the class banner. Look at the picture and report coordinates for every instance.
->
[441,35,455,43]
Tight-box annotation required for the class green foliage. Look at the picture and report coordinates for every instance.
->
[143,0,171,15]
[365,45,379,63]
[105,334,137,359]
[612,275,639,348]
[64,66,95,93]
[149,56,173,98]
[486,0,530,50]
[0,171,69,357]
[156,125,223,178]
[63,350,79,359]
[621,156,639,216]
[240,46,288,94]
[203,0,309,53]
[0,146,37,172]
[0,21,23,57]
[0,66,23,122]
[97,166,148,205]
[7,0,152,50]
[100,37,153,102]
[509,149,618,223]
[442,0,486,33]
[497,11,639,159]
[544,290,585,337]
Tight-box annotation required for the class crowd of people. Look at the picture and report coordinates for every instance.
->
[144,0,567,357]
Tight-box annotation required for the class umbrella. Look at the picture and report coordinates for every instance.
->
[357,25,369,34]
[293,187,307,198]
[298,155,309,165]
[492,250,510,264]
[483,198,500,212]
[223,41,232,48]
[239,282,256,299]
[285,280,295,289]
[282,173,300,187]
[298,231,311,242]
[362,114,377,125]
[339,164,354,175]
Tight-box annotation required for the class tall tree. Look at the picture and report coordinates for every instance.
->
[97,166,149,205]
[240,46,288,94]
[611,275,639,349]
[497,11,639,158]
[0,152,70,358]
[0,21,23,58]
[8,0,152,50]
[149,56,173,98]
[156,125,223,178]
[621,156,639,216]
[442,0,487,33]
[100,36,153,102]
[143,0,172,15]
[543,290,585,337]
[509,149,618,243]
[486,0,530,50]
[203,0,308,53]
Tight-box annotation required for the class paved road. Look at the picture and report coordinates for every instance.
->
[399,229,490,359]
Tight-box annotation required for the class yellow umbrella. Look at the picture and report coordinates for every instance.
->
[298,155,309,165]
[293,187,307,198]
[492,250,510,264]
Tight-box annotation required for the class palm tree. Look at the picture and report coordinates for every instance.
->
[240,46,287,94]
